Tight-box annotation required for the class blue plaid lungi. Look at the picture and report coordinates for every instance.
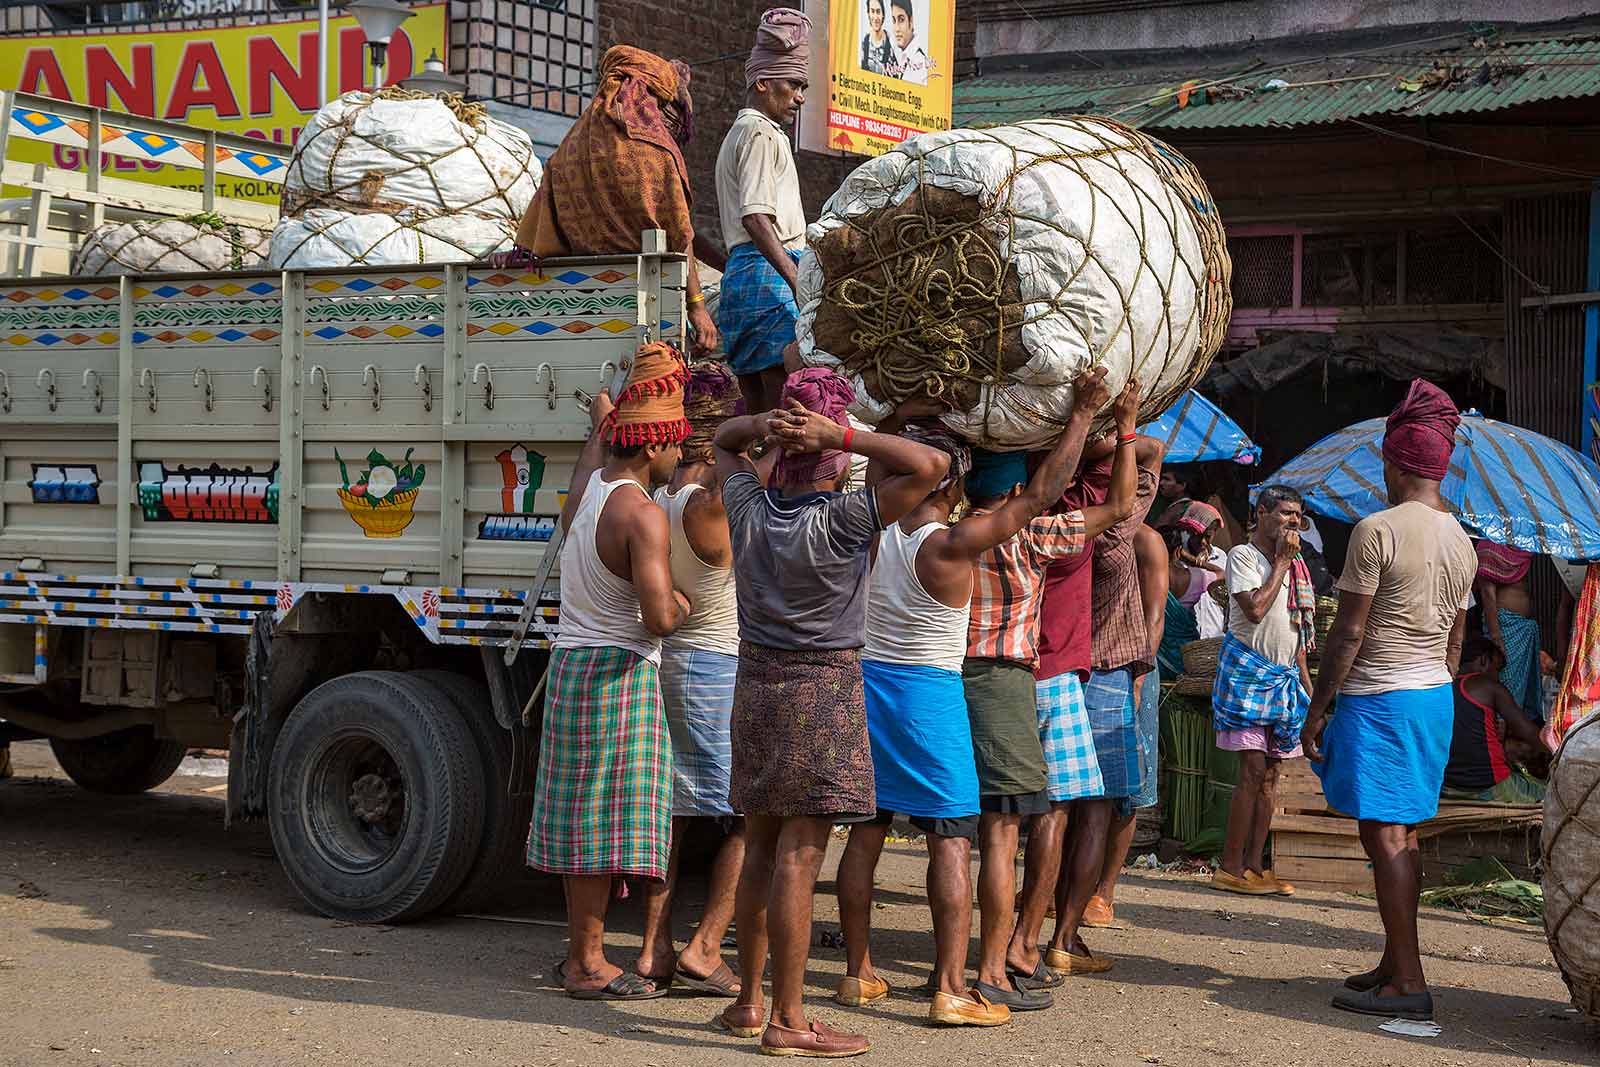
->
[659,646,738,817]
[1035,671,1102,801]
[1085,667,1141,799]
[1131,666,1160,809]
[1211,633,1308,757]
[717,243,802,376]
[1491,608,1544,723]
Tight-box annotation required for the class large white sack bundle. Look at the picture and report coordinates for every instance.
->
[798,116,1231,448]
[74,217,271,275]
[282,89,542,223]
[1545,715,1600,1020]
[267,208,512,269]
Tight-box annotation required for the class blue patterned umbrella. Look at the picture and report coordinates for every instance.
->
[1140,390,1261,465]
[1259,412,1600,558]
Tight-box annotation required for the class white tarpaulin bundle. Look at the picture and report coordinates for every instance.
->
[798,116,1232,448]
[74,218,271,276]
[281,90,541,223]
[267,208,512,269]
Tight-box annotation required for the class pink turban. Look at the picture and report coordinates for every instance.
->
[1477,540,1533,586]
[1382,378,1459,481]
[746,7,812,90]
[770,367,855,489]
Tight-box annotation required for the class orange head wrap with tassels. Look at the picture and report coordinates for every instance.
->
[604,342,691,447]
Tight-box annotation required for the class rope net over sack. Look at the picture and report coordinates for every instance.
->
[1543,714,1600,1020]
[797,116,1231,448]
[73,216,271,276]
[267,208,513,269]
[281,88,542,224]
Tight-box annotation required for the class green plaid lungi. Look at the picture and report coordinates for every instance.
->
[527,645,672,880]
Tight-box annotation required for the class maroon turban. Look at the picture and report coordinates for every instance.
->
[1382,378,1458,481]
[770,367,855,489]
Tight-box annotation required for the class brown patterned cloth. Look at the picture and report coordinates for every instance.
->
[682,360,740,464]
[730,641,874,817]
[1090,466,1159,673]
[513,46,693,257]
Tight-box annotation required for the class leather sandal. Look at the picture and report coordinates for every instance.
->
[718,1003,766,1038]
[759,1019,871,1058]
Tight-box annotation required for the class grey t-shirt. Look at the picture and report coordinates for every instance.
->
[723,470,882,650]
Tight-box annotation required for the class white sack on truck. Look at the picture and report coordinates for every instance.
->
[797,116,1232,449]
[281,89,542,224]
[267,208,512,269]
[73,217,271,276]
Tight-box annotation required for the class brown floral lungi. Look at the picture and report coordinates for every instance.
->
[730,641,874,818]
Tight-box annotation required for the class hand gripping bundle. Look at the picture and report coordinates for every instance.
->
[269,88,544,268]
[797,116,1232,448]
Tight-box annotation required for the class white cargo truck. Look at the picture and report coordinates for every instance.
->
[0,91,687,923]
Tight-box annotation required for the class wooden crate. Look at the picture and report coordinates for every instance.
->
[1270,762,1542,894]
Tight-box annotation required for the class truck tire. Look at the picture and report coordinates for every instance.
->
[413,670,534,913]
[267,671,485,923]
[49,727,187,794]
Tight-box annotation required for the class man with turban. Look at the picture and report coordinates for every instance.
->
[633,362,747,998]
[956,375,1141,1014]
[710,370,948,1057]
[528,341,691,1001]
[1303,378,1476,1023]
[715,8,813,417]
[1474,539,1544,722]
[508,46,718,357]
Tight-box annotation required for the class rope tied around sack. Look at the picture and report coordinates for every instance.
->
[373,86,488,131]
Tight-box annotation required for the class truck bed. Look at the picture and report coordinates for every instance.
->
[0,251,687,655]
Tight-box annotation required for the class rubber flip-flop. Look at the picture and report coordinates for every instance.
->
[677,961,741,997]
[1007,959,1065,990]
[557,961,669,1002]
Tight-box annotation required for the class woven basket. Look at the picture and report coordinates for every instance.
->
[338,486,420,538]
[1181,636,1222,677]
[1172,671,1214,697]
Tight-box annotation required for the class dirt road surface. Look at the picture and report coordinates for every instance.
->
[1,740,1593,1067]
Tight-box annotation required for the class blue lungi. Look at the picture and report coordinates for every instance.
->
[863,659,980,819]
[1035,671,1103,802]
[1314,684,1453,825]
[1492,608,1544,723]
[1131,666,1161,810]
[659,646,739,817]
[717,243,802,376]
[1085,667,1141,800]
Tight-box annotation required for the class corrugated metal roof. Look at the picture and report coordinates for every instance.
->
[953,37,1600,131]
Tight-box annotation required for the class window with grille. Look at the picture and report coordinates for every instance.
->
[1406,224,1501,305]
[454,0,596,119]
[1227,234,1293,309]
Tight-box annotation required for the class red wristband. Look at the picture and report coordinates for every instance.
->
[1118,433,1137,444]
[842,426,856,450]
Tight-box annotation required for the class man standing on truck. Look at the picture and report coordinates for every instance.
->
[529,342,693,1002]
[716,8,813,415]
[711,371,948,1057]
[634,362,747,997]
[507,46,719,358]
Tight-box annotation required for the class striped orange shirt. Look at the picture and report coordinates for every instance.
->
[967,510,1087,668]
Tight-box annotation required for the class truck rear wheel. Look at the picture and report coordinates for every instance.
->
[267,671,485,923]
[49,727,187,794]
[413,670,534,913]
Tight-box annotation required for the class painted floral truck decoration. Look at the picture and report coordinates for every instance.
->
[335,447,424,538]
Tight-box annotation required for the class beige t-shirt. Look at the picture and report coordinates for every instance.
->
[1226,542,1300,667]
[715,108,807,253]
[1337,501,1475,695]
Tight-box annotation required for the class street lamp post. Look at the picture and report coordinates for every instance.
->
[399,49,466,96]
[343,0,417,91]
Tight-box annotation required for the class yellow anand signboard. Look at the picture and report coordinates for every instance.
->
[1,4,446,202]
[826,0,953,156]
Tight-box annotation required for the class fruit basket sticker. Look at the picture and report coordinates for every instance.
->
[336,447,424,538]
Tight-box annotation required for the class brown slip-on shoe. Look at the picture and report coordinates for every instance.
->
[760,1019,871,1058]
[1044,946,1114,975]
[835,973,890,1007]
[1212,868,1275,896]
[929,989,1011,1027]
[718,1004,765,1038]
[1253,869,1296,896]
[1082,894,1115,927]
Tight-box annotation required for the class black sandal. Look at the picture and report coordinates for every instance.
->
[1008,958,1065,990]
[557,961,669,1001]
